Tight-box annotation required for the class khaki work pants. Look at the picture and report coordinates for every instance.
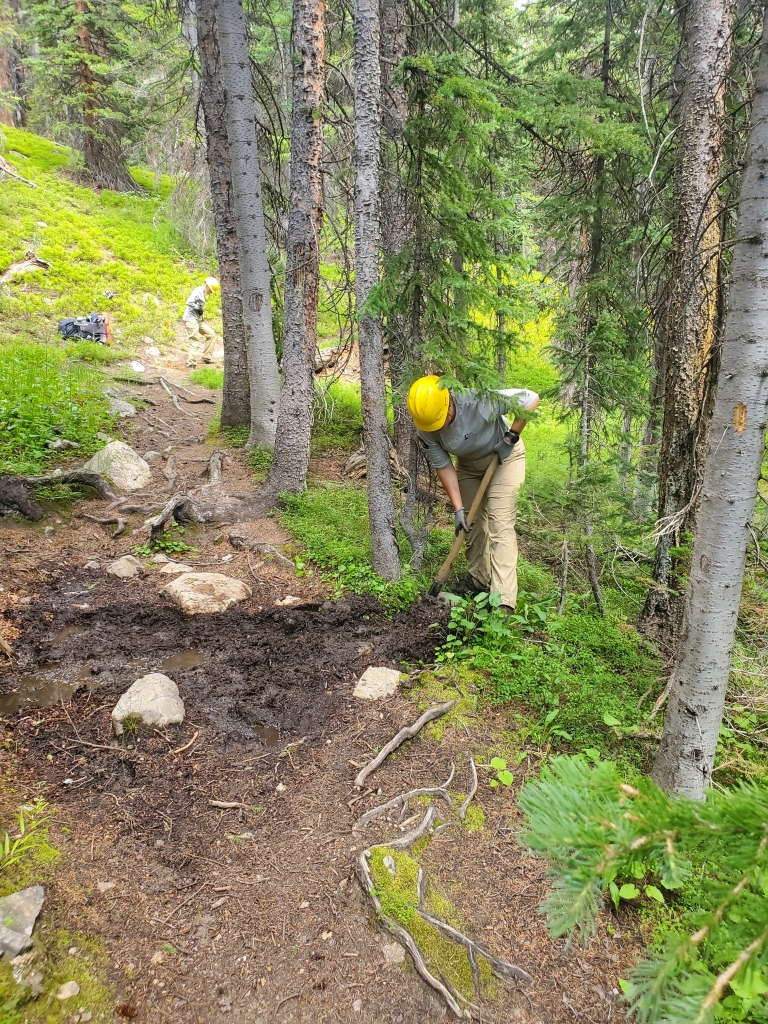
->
[456,442,526,609]
[185,320,216,365]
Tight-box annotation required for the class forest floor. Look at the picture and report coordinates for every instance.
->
[0,339,644,1024]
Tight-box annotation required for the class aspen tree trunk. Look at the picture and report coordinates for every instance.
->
[217,0,281,448]
[74,0,138,192]
[196,0,250,428]
[653,6,768,799]
[0,0,25,128]
[354,0,401,580]
[642,0,735,638]
[380,0,414,471]
[263,0,325,495]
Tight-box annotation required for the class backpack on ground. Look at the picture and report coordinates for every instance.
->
[57,312,111,344]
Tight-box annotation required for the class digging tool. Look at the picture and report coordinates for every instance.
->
[429,456,500,597]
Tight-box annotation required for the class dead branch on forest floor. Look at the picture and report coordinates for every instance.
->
[353,700,457,789]
[0,160,39,189]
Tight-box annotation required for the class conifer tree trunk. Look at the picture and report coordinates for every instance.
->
[263,0,325,495]
[380,0,413,471]
[74,0,139,192]
[354,0,400,580]
[196,0,250,427]
[653,8,768,799]
[216,0,281,448]
[0,0,25,128]
[642,0,735,639]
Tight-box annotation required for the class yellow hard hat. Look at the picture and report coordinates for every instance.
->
[407,375,450,432]
[205,277,220,290]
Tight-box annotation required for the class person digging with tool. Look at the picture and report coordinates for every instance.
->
[183,277,219,369]
[407,376,539,612]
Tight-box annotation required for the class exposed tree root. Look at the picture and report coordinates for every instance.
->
[159,376,193,417]
[415,909,533,985]
[353,700,457,789]
[0,471,116,521]
[459,759,478,820]
[385,805,443,850]
[80,513,129,538]
[353,765,455,831]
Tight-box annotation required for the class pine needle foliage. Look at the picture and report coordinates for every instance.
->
[519,756,768,1022]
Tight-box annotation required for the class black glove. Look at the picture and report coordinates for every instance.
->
[494,428,520,463]
[454,507,469,536]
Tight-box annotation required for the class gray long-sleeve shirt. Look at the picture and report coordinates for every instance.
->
[183,285,207,323]
[417,388,538,470]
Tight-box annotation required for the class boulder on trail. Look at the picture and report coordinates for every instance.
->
[112,673,185,736]
[162,572,251,615]
[106,554,143,579]
[353,666,402,700]
[83,441,152,493]
[0,885,44,959]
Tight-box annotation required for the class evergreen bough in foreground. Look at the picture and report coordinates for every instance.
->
[519,756,768,1023]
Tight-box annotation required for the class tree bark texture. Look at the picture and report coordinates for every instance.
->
[74,0,139,192]
[216,0,281,448]
[263,0,325,496]
[354,0,401,580]
[196,0,250,427]
[0,0,25,128]
[652,7,768,799]
[380,0,414,470]
[643,0,735,637]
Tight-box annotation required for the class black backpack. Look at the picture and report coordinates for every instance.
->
[57,314,110,343]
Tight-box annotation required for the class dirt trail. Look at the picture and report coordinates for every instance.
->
[0,353,639,1023]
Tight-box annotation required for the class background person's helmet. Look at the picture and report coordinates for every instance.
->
[205,277,220,290]
[407,375,450,432]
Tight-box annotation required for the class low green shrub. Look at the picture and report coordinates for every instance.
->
[189,366,224,389]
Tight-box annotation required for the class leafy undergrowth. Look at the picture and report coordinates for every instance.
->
[0,343,112,473]
[189,367,223,389]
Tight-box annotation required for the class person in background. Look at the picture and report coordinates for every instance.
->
[407,375,540,612]
[183,276,219,369]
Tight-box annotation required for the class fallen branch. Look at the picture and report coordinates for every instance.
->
[459,759,478,820]
[356,850,466,1019]
[170,731,199,755]
[208,800,253,810]
[0,159,39,190]
[81,513,128,538]
[353,765,455,830]
[353,701,457,789]
[647,681,671,721]
[0,636,13,661]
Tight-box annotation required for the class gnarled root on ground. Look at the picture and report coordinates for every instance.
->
[353,701,457,789]
[353,765,455,831]
[0,471,116,521]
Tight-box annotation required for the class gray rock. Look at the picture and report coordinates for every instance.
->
[47,439,80,452]
[142,450,162,464]
[106,555,143,579]
[158,562,193,575]
[84,560,100,570]
[353,666,402,700]
[382,941,405,965]
[111,673,185,736]
[0,886,44,959]
[151,552,169,563]
[55,980,79,1000]
[10,950,44,996]
[83,441,152,493]
[44,526,54,538]
[162,573,251,615]
[107,397,137,418]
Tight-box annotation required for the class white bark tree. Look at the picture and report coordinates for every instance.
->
[353,0,401,580]
[216,0,281,448]
[653,4,768,799]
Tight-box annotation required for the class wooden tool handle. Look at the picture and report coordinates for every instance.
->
[432,457,499,588]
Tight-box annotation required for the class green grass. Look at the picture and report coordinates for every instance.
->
[189,366,224,389]
[0,343,112,473]
[312,380,363,455]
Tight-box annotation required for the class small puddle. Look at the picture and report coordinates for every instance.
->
[51,624,88,646]
[255,725,280,747]
[0,676,86,717]
[161,650,206,672]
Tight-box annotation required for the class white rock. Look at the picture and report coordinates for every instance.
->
[83,441,152,492]
[382,941,405,965]
[276,783,286,793]
[158,562,193,575]
[0,886,44,959]
[274,595,301,607]
[36,220,48,228]
[96,881,115,893]
[163,573,251,615]
[383,855,397,877]
[106,555,143,579]
[352,999,363,1012]
[55,981,80,1000]
[151,552,169,563]
[47,438,80,452]
[84,560,100,570]
[111,673,185,736]
[145,346,161,357]
[353,666,402,700]
[130,361,145,373]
